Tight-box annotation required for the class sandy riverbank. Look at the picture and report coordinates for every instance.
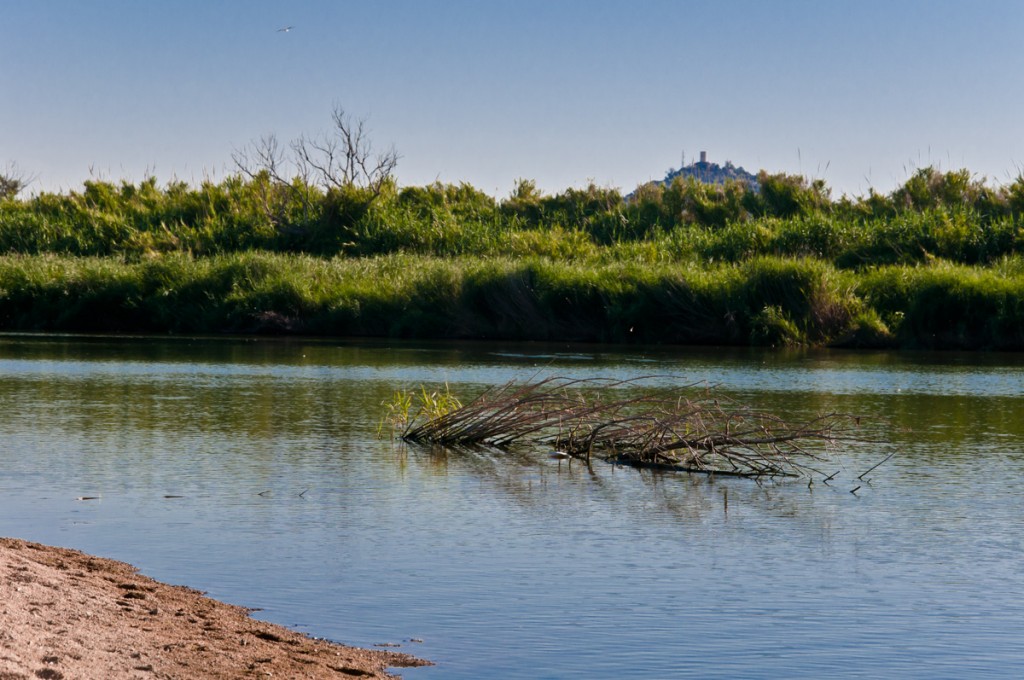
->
[0,537,430,679]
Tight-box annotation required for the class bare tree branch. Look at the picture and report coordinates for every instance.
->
[0,162,35,200]
[231,106,400,230]
[231,135,295,223]
[291,105,400,196]
[232,134,287,184]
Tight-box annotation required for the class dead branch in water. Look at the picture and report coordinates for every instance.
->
[400,377,878,479]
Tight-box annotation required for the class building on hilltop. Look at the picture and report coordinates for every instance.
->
[662,151,760,191]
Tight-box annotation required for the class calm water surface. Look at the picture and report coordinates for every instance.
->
[1,335,1023,678]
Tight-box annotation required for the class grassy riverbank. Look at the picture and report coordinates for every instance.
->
[1,251,1022,349]
[1,166,1022,349]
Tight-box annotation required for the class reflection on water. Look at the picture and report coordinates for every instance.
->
[1,335,1023,678]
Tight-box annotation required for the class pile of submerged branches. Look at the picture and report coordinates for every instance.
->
[401,377,874,479]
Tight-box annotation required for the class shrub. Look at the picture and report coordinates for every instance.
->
[747,172,831,219]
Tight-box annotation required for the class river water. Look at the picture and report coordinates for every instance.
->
[1,335,1022,678]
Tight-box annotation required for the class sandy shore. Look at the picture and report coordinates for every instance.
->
[0,537,430,679]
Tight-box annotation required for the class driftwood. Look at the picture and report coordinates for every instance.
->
[401,377,874,479]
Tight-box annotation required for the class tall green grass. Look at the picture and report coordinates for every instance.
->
[859,259,1024,349]
[1,167,1022,349]
[2,251,1021,348]
[2,168,1022,266]
[0,252,895,346]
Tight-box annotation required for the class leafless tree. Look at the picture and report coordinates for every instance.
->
[291,106,399,197]
[231,134,286,184]
[0,162,35,200]
[232,106,399,226]
[230,134,299,223]
[233,106,397,195]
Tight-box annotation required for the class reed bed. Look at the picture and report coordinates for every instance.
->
[2,252,1023,347]
[401,377,870,478]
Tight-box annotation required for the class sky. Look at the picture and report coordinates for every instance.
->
[3,0,1023,199]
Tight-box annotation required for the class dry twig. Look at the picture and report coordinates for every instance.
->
[401,377,880,479]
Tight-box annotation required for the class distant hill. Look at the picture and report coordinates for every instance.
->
[660,152,760,191]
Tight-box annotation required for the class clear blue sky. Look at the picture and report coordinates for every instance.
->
[3,0,1023,198]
